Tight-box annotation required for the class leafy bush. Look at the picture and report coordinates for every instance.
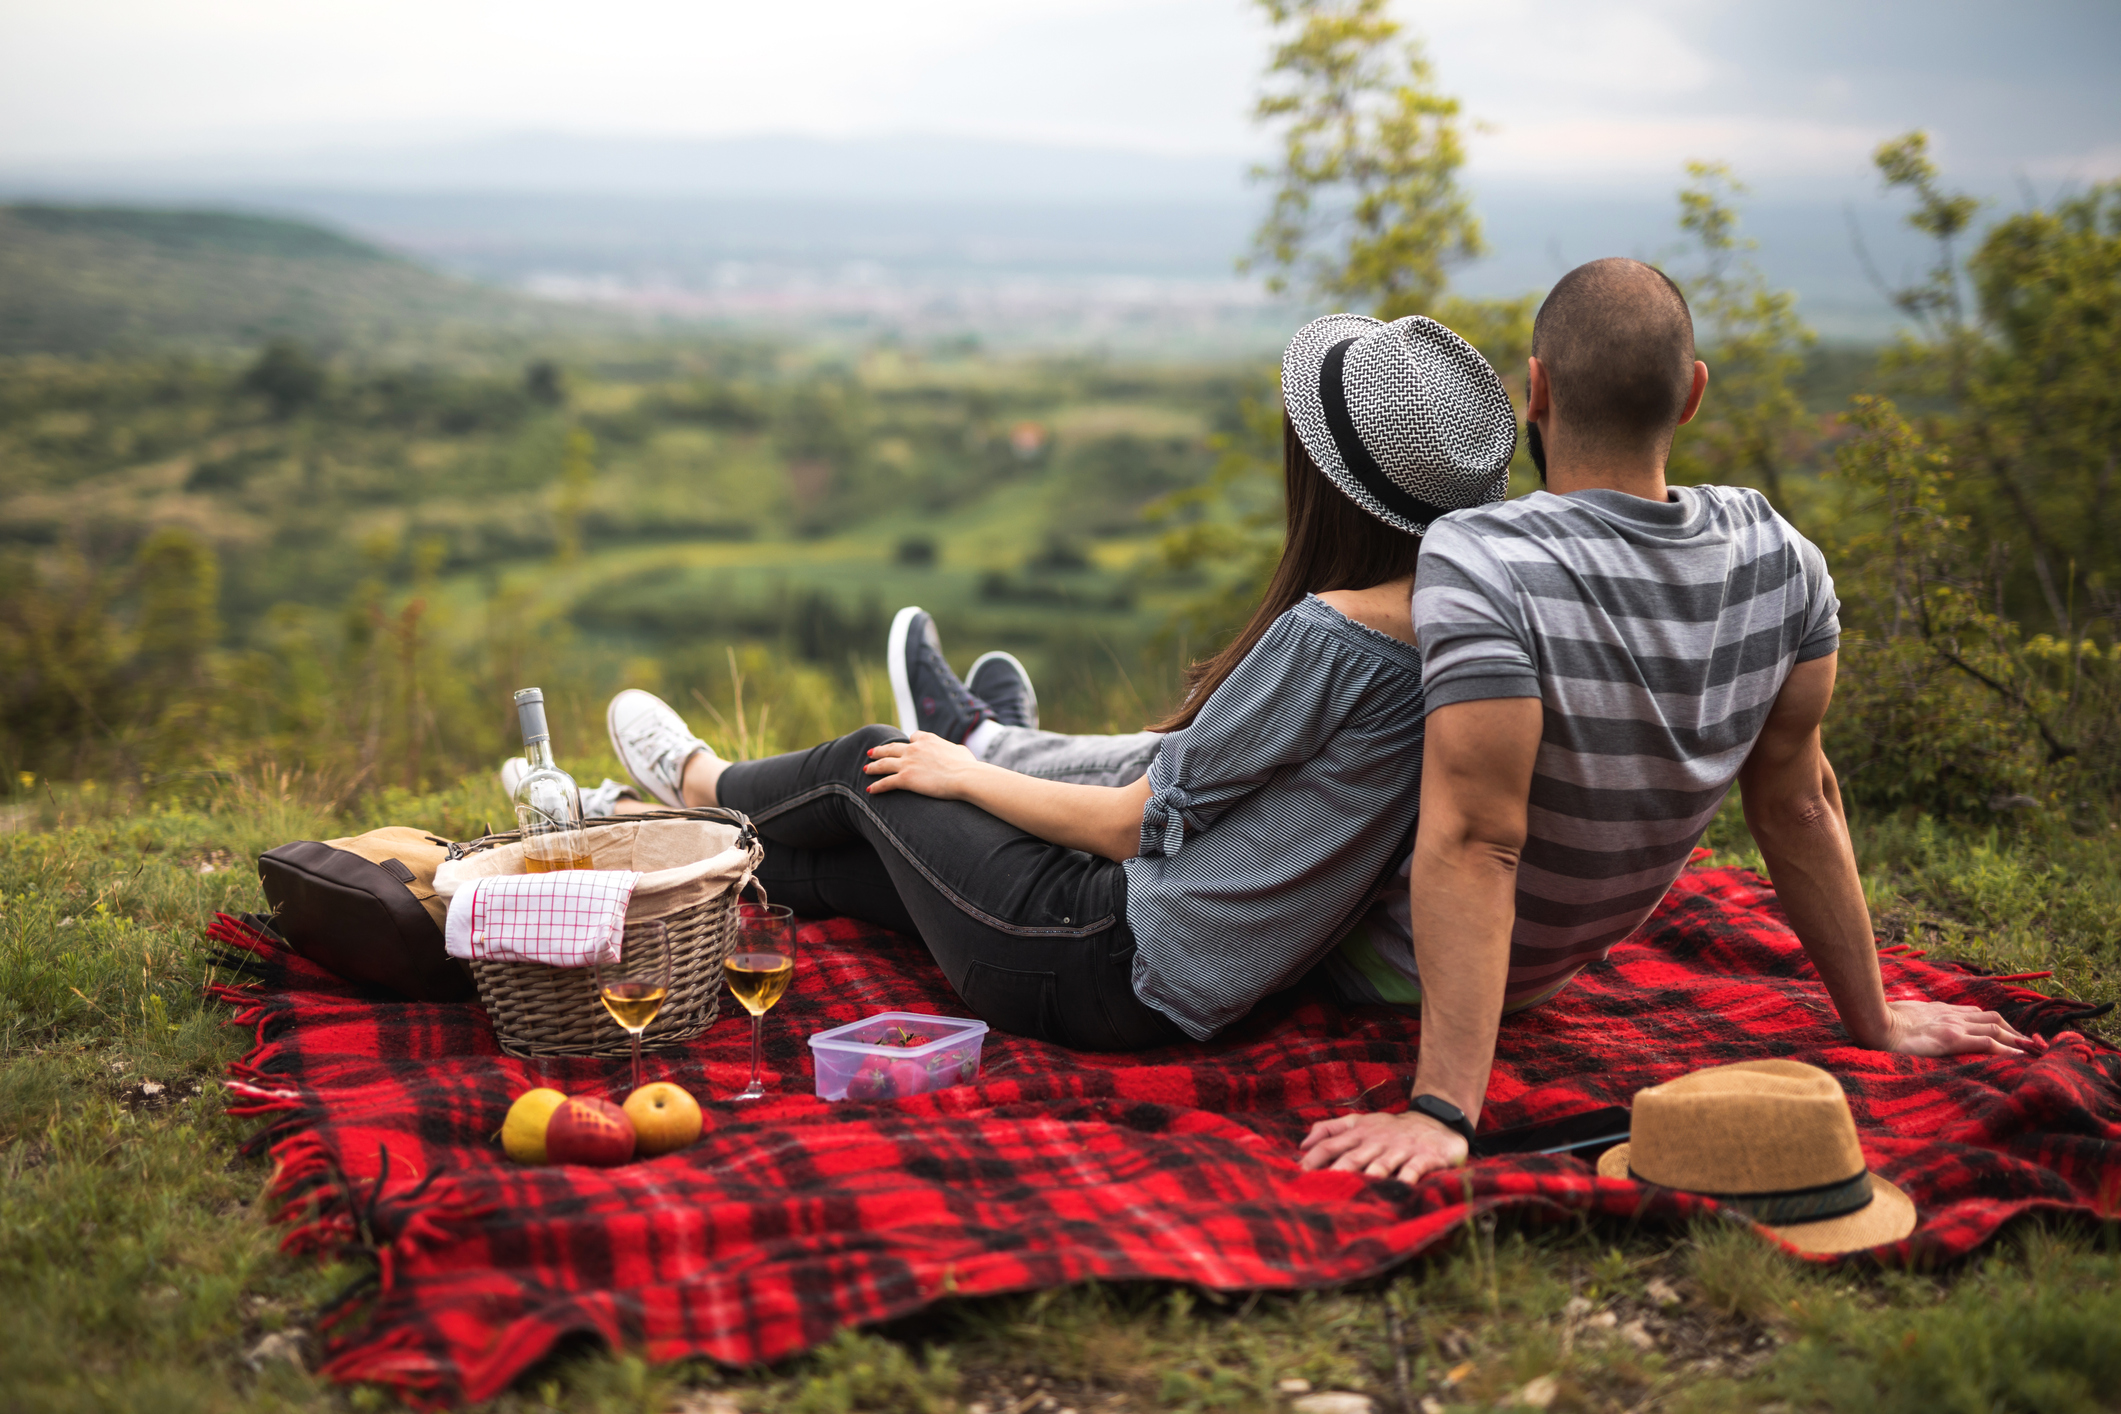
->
[1821,397,2117,817]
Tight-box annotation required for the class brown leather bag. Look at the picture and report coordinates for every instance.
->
[257,827,475,1001]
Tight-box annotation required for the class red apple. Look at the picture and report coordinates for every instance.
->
[543,1096,636,1167]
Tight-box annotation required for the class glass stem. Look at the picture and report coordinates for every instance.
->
[630,1030,643,1094]
[749,1013,764,1089]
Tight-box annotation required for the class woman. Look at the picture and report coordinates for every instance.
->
[603,313,1517,1049]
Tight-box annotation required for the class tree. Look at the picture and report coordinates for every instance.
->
[240,339,326,419]
[524,358,566,407]
[134,526,220,686]
[1665,162,1814,511]
[553,426,597,565]
[1247,0,1483,321]
[132,526,223,773]
[1156,1,1532,663]
[1870,131,2121,635]
[1873,131,1984,393]
[1821,396,2115,813]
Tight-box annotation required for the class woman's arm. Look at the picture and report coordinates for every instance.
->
[863,733,1152,863]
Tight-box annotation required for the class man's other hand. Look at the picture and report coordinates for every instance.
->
[1884,998,2048,1057]
[1298,1110,1468,1182]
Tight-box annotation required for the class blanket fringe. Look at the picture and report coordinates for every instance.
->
[316,1324,454,1411]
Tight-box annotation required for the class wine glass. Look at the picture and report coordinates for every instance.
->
[593,919,672,1095]
[726,902,797,1101]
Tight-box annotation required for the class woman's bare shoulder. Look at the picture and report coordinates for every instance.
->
[1314,577,1417,646]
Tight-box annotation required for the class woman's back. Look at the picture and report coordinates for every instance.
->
[1124,593,1426,1040]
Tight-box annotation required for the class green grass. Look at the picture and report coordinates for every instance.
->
[2,778,2116,1411]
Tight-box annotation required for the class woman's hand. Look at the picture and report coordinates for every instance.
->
[864,732,988,800]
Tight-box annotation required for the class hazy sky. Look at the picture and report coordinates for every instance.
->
[3,0,2114,190]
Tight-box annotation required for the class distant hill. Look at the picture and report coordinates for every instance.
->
[0,203,599,358]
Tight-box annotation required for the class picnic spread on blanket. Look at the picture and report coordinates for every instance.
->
[209,860,2121,1408]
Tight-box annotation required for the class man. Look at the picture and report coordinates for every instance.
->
[1300,258,2045,1182]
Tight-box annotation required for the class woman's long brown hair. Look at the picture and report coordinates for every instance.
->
[1150,415,1425,732]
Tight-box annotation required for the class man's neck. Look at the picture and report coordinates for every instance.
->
[1537,429,1672,503]
[1545,463,1670,503]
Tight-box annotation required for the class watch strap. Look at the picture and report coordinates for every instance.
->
[1411,1093,1477,1145]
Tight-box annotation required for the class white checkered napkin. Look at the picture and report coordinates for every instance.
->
[443,870,645,967]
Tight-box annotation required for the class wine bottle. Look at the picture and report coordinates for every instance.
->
[511,687,589,871]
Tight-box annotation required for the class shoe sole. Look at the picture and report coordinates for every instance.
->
[606,689,687,808]
[966,651,1038,729]
[886,605,925,732]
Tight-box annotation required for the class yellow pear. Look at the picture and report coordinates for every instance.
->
[501,1087,569,1164]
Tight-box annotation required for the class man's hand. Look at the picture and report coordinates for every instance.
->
[1298,1111,1468,1182]
[863,732,985,799]
[1884,998,2047,1057]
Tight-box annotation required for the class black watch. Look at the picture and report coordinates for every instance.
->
[1410,1093,1477,1147]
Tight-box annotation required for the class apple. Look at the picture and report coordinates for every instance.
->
[501,1087,569,1164]
[623,1082,703,1156]
[544,1096,636,1167]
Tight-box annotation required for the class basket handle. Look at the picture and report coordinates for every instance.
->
[446,804,760,861]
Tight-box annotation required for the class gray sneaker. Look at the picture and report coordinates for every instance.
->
[606,689,709,808]
[581,778,641,819]
[887,606,994,744]
[967,651,1038,729]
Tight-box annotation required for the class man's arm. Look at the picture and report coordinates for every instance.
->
[1739,654,2042,1057]
[1299,696,1543,1181]
[863,732,1152,864]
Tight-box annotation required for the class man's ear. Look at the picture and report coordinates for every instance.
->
[1525,357,1551,421]
[1677,361,1709,425]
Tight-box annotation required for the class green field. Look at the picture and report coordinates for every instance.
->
[1,323,1274,789]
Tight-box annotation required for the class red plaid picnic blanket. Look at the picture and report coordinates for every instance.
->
[210,864,2121,1408]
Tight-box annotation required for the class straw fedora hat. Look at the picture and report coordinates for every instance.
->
[1596,1060,1916,1254]
[1281,312,1517,536]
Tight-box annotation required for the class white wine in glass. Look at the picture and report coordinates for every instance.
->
[729,902,796,1101]
[599,982,667,1032]
[592,920,673,1094]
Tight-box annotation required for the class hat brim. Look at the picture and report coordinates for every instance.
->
[1597,1142,1918,1255]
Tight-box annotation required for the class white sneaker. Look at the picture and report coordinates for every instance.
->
[606,689,710,808]
[498,756,529,798]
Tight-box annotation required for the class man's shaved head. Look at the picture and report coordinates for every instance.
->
[1532,258,1697,454]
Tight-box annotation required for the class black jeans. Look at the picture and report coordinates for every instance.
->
[716,724,1185,1051]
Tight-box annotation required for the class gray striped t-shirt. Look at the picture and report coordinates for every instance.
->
[1324,485,1839,1012]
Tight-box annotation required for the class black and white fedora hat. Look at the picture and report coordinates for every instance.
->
[1282,312,1517,535]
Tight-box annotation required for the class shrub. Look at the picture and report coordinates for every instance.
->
[1822,397,2116,817]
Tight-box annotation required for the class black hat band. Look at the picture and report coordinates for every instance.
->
[1629,1166,1876,1226]
[1319,337,1456,531]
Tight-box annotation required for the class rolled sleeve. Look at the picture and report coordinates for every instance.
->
[1135,755,1193,859]
[1138,609,1352,850]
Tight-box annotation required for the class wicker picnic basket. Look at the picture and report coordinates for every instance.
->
[433,808,763,1059]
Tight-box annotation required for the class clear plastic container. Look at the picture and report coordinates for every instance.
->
[809,1011,989,1101]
